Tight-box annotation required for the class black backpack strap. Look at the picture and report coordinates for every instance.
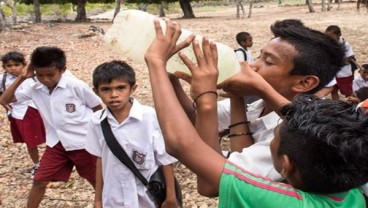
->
[100,115,149,186]
[1,72,7,92]
[235,48,247,61]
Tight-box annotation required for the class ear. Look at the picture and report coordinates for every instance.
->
[291,75,319,93]
[93,87,99,96]
[280,155,295,178]
[131,84,138,94]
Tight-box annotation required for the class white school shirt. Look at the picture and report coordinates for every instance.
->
[235,47,254,63]
[353,75,368,92]
[85,99,177,208]
[218,99,283,181]
[15,74,101,150]
[336,39,354,78]
[0,73,37,119]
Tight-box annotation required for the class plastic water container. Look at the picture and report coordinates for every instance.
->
[103,9,241,84]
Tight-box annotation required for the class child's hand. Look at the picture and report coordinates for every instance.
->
[21,63,36,79]
[144,19,194,68]
[178,37,219,99]
[217,61,269,97]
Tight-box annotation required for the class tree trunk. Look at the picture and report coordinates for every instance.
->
[236,0,244,18]
[4,0,17,25]
[179,0,195,18]
[321,0,326,11]
[0,8,6,32]
[75,0,87,22]
[159,4,166,17]
[113,0,122,22]
[138,3,147,11]
[306,0,315,12]
[33,0,41,23]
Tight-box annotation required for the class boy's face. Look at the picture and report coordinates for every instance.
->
[95,79,136,112]
[250,37,298,98]
[360,69,368,81]
[35,66,65,91]
[3,60,25,77]
[325,31,339,41]
[241,36,253,48]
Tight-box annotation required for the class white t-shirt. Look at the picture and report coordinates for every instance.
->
[353,75,368,92]
[336,39,354,78]
[218,99,283,181]
[85,100,177,208]
[15,74,101,150]
[235,47,254,63]
[0,73,37,119]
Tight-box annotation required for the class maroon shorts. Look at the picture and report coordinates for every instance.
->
[34,142,97,182]
[333,76,353,97]
[10,107,46,149]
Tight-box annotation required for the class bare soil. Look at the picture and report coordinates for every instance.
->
[0,3,367,207]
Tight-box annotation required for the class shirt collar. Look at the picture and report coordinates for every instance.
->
[100,98,144,123]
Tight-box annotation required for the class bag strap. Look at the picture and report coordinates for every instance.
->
[235,48,247,61]
[1,72,7,92]
[100,112,149,186]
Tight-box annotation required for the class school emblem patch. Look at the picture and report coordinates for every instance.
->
[65,103,76,113]
[132,151,146,165]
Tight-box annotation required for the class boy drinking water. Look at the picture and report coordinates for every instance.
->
[144,19,368,207]
[86,60,179,208]
[0,46,102,208]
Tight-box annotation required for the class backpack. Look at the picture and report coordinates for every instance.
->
[234,48,247,61]
[0,72,7,95]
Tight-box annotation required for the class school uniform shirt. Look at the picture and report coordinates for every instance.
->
[336,39,354,78]
[15,74,101,151]
[85,99,177,208]
[218,99,283,181]
[235,47,254,63]
[219,161,365,208]
[0,73,37,119]
[353,75,368,92]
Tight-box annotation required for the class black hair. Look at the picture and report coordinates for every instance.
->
[270,25,345,94]
[30,46,66,71]
[1,51,26,67]
[361,64,368,71]
[92,60,136,88]
[325,25,342,36]
[355,87,368,101]
[278,94,368,193]
[236,32,251,45]
[273,19,305,29]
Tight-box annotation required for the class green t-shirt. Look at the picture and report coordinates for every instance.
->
[219,161,365,208]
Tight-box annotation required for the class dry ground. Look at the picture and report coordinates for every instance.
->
[0,3,367,207]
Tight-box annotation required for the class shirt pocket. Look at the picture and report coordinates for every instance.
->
[125,143,155,170]
[61,97,84,118]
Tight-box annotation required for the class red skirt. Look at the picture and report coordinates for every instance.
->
[10,107,46,149]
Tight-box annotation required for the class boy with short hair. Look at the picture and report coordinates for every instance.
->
[0,51,46,176]
[0,46,102,208]
[235,32,253,63]
[353,63,368,92]
[86,60,179,208]
[145,19,368,207]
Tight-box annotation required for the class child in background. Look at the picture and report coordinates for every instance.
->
[145,20,368,207]
[353,63,368,92]
[0,51,45,176]
[0,46,102,208]
[86,60,179,208]
[325,25,355,100]
[234,32,253,63]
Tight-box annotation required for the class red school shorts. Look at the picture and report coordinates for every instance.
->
[10,107,46,149]
[34,142,97,182]
[333,76,353,97]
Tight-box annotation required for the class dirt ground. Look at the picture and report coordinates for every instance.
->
[0,3,367,207]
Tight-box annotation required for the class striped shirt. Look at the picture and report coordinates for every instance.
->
[219,161,365,208]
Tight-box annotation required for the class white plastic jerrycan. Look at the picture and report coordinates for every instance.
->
[103,9,240,84]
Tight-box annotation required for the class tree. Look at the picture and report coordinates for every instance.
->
[75,0,87,22]
[112,0,122,21]
[306,0,315,12]
[179,0,194,18]
[33,0,41,23]
[0,6,5,32]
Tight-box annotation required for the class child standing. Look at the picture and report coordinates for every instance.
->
[325,25,355,100]
[0,46,102,208]
[234,32,253,63]
[0,51,46,175]
[85,60,179,208]
[353,63,368,92]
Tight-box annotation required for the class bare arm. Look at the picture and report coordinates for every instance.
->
[94,157,103,208]
[145,19,226,191]
[161,164,179,208]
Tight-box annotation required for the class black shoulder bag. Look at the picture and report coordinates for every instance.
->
[100,116,182,207]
